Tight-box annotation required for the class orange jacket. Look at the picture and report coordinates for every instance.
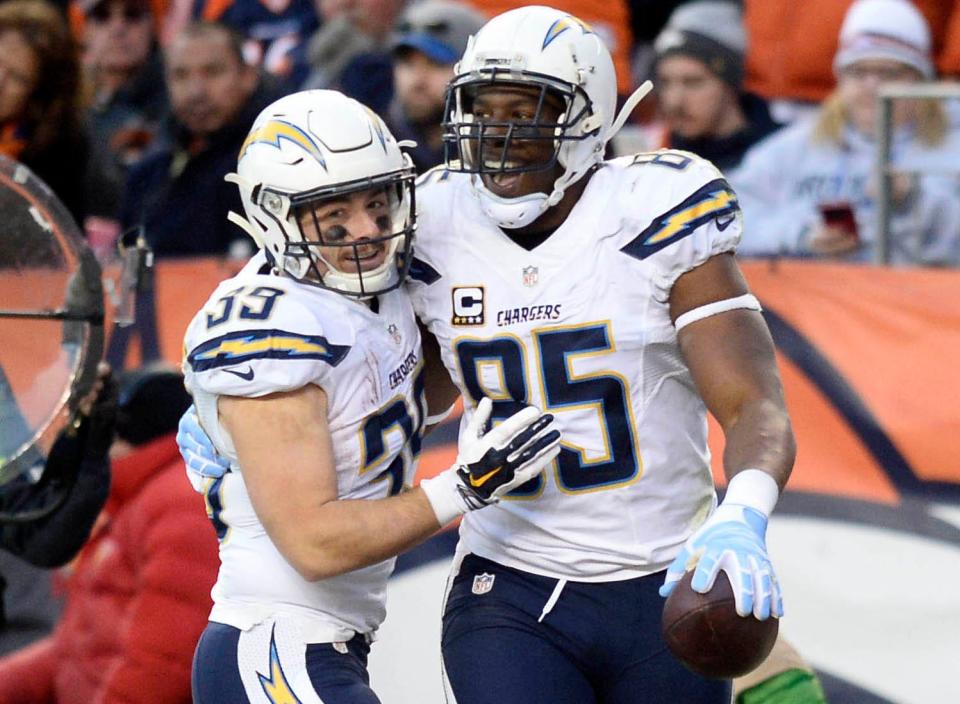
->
[0,436,219,704]
[938,4,960,76]
[464,0,635,95]
[744,0,955,102]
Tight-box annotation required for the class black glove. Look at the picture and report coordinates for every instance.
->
[39,366,117,488]
[419,398,562,524]
[78,369,118,461]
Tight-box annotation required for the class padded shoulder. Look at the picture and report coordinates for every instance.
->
[606,151,743,300]
[183,272,354,398]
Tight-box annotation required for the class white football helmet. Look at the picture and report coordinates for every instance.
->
[226,90,416,298]
[443,6,651,229]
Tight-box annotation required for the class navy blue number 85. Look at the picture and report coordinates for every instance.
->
[455,323,641,496]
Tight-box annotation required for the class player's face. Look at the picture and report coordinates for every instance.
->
[468,84,566,200]
[296,186,393,276]
[838,59,923,136]
[656,55,737,140]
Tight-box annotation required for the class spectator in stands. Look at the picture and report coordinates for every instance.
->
[742,0,952,124]
[0,366,219,704]
[386,0,484,172]
[0,0,89,224]
[192,0,319,92]
[80,0,168,253]
[110,21,273,367]
[733,0,960,265]
[649,0,780,175]
[623,0,702,125]
[121,20,272,258]
[301,0,405,113]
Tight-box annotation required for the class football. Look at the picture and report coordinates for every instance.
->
[661,570,778,679]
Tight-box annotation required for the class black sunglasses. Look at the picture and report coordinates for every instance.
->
[88,2,149,23]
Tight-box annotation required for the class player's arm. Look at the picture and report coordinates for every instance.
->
[220,386,559,582]
[669,252,794,489]
[418,322,461,431]
[660,252,795,619]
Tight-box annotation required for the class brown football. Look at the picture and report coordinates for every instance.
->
[661,570,778,679]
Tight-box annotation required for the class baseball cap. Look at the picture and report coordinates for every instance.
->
[390,0,485,65]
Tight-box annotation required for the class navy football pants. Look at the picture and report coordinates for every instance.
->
[442,553,732,704]
[192,621,380,703]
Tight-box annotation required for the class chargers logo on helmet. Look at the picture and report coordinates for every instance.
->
[541,15,593,50]
[363,106,389,153]
[239,119,327,170]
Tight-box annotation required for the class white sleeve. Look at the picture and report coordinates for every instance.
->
[617,153,742,302]
[183,280,353,399]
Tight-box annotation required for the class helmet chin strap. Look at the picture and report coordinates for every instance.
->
[316,237,403,299]
[473,81,654,231]
[472,177,551,230]
[608,80,653,143]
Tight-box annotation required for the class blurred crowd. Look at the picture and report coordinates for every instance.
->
[0,0,958,267]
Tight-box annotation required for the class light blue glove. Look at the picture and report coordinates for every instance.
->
[659,502,783,620]
[177,405,230,479]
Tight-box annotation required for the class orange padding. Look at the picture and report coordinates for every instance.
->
[4,258,952,503]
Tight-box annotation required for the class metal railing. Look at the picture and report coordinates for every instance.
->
[875,82,960,264]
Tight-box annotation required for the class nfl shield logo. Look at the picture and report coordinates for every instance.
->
[472,572,495,595]
[386,323,402,345]
[522,265,539,287]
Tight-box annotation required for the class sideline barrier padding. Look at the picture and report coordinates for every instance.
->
[83,257,960,503]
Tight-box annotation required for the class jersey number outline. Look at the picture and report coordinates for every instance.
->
[358,367,427,496]
[206,286,286,328]
[455,322,642,495]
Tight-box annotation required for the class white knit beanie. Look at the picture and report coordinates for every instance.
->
[834,0,933,78]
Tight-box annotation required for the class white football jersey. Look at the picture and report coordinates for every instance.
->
[408,151,742,581]
[183,255,424,641]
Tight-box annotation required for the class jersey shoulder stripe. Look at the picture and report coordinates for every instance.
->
[408,256,442,285]
[619,177,739,261]
[415,164,452,187]
[187,328,351,372]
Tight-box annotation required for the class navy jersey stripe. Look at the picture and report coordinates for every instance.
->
[408,256,442,285]
[187,329,350,372]
[620,178,739,261]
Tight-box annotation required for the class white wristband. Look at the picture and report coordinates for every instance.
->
[722,469,780,517]
[419,470,467,525]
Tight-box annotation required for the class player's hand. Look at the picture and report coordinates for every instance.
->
[420,397,561,524]
[456,397,561,502]
[177,405,229,479]
[659,502,783,620]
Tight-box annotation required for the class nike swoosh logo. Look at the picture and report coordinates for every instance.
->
[223,366,254,381]
[716,214,736,231]
[469,467,501,488]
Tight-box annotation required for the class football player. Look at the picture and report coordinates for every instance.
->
[180,89,561,703]
[407,6,795,703]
